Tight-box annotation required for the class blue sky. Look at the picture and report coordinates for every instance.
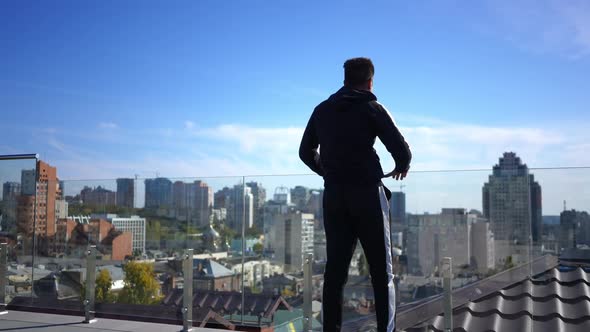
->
[1,0,590,213]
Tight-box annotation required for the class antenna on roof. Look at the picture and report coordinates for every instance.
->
[564,200,567,212]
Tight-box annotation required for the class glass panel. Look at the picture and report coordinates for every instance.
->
[32,177,85,313]
[0,156,38,307]
[50,176,244,326]
[243,175,323,331]
[529,167,590,332]
[251,169,536,331]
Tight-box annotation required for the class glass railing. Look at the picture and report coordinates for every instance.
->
[0,155,38,309]
[1,154,587,331]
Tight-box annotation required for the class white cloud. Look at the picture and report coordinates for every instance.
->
[196,124,304,154]
[98,122,118,129]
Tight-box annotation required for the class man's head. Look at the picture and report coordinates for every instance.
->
[343,57,374,91]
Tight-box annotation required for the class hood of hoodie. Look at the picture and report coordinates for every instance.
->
[328,86,377,112]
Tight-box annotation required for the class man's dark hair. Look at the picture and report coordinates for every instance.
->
[343,57,374,86]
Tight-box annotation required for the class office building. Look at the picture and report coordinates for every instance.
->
[231,184,253,232]
[407,209,494,276]
[267,212,314,273]
[187,180,213,228]
[483,152,542,265]
[2,182,21,202]
[290,186,310,211]
[245,181,266,230]
[560,210,590,251]
[16,160,61,237]
[116,178,135,208]
[145,177,173,208]
[390,191,406,224]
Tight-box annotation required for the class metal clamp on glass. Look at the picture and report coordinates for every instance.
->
[84,246,97,323]
[182,249,194,332]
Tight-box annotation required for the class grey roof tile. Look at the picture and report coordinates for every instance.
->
[406,267,590,332]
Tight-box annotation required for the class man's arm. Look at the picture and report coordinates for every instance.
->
[372,102,412,175]
[299,111,325,176]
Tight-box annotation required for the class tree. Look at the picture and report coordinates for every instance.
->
[245,225,262,238]
[117,261,161,304]
[96,269,114,303]
[503,256,515,270]
[252,242,264,255]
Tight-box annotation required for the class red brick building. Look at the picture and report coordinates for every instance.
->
[54,217,132,260]
[16,160,62,255]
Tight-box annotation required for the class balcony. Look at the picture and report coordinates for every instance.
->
[1,154,589,331]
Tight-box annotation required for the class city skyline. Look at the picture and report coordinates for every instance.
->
[1,152,588,216]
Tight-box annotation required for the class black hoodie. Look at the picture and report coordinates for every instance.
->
[299,86,412,185]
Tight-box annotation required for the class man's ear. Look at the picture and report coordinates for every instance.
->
[368,79,373,91]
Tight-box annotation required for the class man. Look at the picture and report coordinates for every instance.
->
[299,57,411,332]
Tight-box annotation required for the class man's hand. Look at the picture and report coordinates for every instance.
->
[384,170,408,180]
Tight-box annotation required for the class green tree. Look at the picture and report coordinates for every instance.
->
[96,269,114,303]
[245,225,262,238]
[503,256,515,270]
[252,242,264,255]
[117,261,161,304]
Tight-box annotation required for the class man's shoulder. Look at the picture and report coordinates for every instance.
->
[366,100,389,114]
[312,98,333,116]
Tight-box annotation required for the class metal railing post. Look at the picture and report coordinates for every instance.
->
[84,246,97,323]
[182,248,194,332]
[0,243,7,314]
[303,253,313,331]
[442,257,453,332]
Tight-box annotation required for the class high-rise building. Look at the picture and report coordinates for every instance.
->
[16,160,61,237]
[267,212,314,272]
[116,178,135,208]
[214,187,233,210]
[231,184,254,232]
[1,182,21,232]
[290,186,309,211]
[172,181,187,209]
[145,177,173,208]
[390,191,406,224]
[2,182,21,202]
[187,180,213,229]
[407,208,494,276]
[559,210,590,251]
[482,152,542,265]
[21,169,36,195]
[246,181,266,230]
[530,181,543,244]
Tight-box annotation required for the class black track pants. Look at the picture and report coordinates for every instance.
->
[321,183,396,332]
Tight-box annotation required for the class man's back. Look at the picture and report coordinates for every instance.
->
[300,86,411,185]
